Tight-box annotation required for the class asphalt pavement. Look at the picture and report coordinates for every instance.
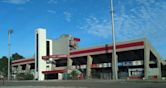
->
[0,80,166,88]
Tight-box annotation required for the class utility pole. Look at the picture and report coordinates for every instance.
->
[110,0,118,80]
[8,29,13,80]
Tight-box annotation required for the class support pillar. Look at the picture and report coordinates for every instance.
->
[18,65,22,73]
[67,57,73,73]
[144,41,150,79]
[157,56,162,79]
[26,64,30,73]
[86,55,93,79]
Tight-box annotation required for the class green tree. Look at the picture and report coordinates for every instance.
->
[0,56,8,77]
[12,53,24,60]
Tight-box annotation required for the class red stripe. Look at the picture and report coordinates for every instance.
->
[74,38,80,42]
[12,59,35,64]
[42,70,65,74]
[70,41,144,55]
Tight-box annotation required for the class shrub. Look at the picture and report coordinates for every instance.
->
[70,69,81,80]
[16,73,34,80]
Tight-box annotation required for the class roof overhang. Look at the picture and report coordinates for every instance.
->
[12,58,35,65]
[70,41,144,57]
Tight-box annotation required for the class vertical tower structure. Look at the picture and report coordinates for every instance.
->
[35,28,80,80]
[46,39,53,71]
[35,28,47,80]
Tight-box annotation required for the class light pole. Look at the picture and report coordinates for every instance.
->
[110,0,118,80]
[8,29,13,80]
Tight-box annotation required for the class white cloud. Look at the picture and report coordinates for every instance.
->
[48,0,57,4]
[81,17,112,38]
[64,11,72,22]
[47,10,56,14]
[1,0,30,5]
[81,0,166,42]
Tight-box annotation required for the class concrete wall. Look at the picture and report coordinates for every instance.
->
[52,34,71,55]
[35,28,47,80]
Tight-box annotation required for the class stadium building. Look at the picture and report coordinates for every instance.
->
[12,28,162,80]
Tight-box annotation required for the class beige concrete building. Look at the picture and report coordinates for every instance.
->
[12,28,162,80]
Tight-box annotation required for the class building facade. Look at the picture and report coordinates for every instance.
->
[12,28,162,80]
[12,58,35,79]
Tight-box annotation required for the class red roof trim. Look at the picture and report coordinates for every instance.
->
[12,41,144,64]
[12,58,35,64]
[74,38,80,42]
[42,69,65,74]
[70,41,144,55]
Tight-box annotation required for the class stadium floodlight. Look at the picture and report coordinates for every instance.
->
[110,0,118,80]
[8,29,13,80]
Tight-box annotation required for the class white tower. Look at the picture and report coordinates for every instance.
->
[35,28,47,80]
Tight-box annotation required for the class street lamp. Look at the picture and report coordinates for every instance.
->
[110,0,118,80]
[8,29,13,80]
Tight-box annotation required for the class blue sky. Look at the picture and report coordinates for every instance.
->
[0,0,166,59]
